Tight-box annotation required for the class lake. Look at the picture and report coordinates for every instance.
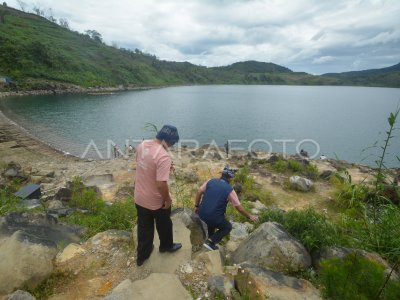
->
[1,85,399,166]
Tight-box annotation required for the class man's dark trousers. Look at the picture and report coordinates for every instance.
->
[206,218,232,244]
[135,203,173,262]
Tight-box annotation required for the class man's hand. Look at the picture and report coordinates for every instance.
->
[249,214,258,222]
[163,200,172,209]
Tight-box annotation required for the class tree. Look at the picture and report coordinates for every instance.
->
[85,30,102,42]
[59,18,69,29]
[16,0,26,12]
[3,2,7,6]
[33,6,44,16]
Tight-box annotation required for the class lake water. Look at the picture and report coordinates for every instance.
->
[1,85,400,166]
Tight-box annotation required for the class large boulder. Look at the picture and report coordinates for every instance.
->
[289,176,314,192]
[104,273,192,300]
[0,231,57,294]
[232,222,311,273]
[312,246,399,281]
[171,208,207,251]
[208,275,235,299]
[235,264,322,300]
[4,290,36,300]
[226,221,253,253]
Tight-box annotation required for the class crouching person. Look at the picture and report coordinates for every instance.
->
[194,167,257,250]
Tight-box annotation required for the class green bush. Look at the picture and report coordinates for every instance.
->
[271,158,319,179]
[257,207,341,252]
[0,186,22,214]
[69,176,104,213]
[320,253,400,300]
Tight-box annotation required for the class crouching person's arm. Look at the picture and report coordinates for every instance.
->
[235,205,258,222]
[194,188,204,214]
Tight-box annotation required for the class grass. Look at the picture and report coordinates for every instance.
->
[61,177,137,239]
[26,271,74,300]
[269,157,319,180]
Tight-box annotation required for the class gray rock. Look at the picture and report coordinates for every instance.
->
[4,290,36,300]
[21,199,42,210]
[232,222,311,273]
[0,212,84,248]
[54,187,72,202]
[47,200,64,210]
[171,208,206,251]
[289,175,314,192]
[0,231,57,294]
[208,275,235,298]
[46,208,74,218]
[235,264,322,300]
[319,170,333,181]
[104,273,192,300]
[4,168,18,177]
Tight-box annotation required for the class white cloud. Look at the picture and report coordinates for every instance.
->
[5,0,400,74]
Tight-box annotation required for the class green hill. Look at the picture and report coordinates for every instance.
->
[0,5,399,90]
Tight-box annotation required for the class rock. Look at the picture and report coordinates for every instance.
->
[0,231,57,294]
[190,149,204,157]
[171,208,207,251]
[47,200,64,209]
[0,212,84,248]
[319,170,333,181]
[104,273,192,300]
[208,275,235,299]
[87,230,132,250]
[232,222,311,273]
[251,200,267,210]
[312,246,399,281]
[83,174,114,187]
[235,264,322,300]
[267,154,281,163]
[54,187,72,202]
[194,250,224,275]
[289,175,314,192]
[55,243,85,264]
[2,161,27,181]
[46,208,74,218]
[36,170,55,178]
[21,199,42,210]
[4,168,18,177]
[4,290,36,300]
[226,222,253,253]
[180,262,194,274]
[213,151,223,160]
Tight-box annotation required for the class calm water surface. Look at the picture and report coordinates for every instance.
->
[1,85,399,166]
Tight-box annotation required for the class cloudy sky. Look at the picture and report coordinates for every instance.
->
[6,0,400,74]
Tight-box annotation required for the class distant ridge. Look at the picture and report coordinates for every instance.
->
[0,4,399,90]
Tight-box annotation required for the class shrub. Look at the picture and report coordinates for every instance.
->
[0,186,21,214]
[257,207,341,252]
[320,253,400,300]
[271,158,319,179]
[69,176,104,213]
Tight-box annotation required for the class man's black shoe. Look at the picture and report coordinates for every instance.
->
[159,243,182,253]
[137,244,154,266]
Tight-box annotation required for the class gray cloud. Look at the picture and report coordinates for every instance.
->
[7,0,400,74]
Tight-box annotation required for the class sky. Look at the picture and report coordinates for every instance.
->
[6,0,400,74]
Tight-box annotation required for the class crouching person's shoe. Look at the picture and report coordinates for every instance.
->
[159,243,182,253]
[203,239,219,251]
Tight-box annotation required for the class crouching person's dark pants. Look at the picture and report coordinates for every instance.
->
[135,203,173,262]
[206,218,232,244]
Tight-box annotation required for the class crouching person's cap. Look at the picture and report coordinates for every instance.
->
[156,125,180,146]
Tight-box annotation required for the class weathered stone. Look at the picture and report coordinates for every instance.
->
[171,208,206,251]
[251,200,267,210]
[55,243,85,264]
[4,290,36,300]
[232,222,311,273]
[226,222,253,253]
[115,186,135,199]
[54,187,72,202]
[208,275,235,298]
[312,246,399,281]
[289,175,314,192]
[46,208,74,218]
[194,250,224,275]
[0,212,84,248]
[47,200,64,209]
[0,231,57,294]
[87,230,132,250]
[104,274,192,300]
[319,170,333,181]
[235,264,322,300]
[21,199,42,210]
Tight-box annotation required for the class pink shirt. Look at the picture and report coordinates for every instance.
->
[199,180,241,207]
[134,140,172,210]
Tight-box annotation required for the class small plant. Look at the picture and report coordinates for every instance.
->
[270,157,319,179]
[319,253,400,300]
[69,176,104,213]
[27,271,73,299]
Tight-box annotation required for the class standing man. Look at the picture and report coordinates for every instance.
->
[194,167,258,250]
[134,125,182,266]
